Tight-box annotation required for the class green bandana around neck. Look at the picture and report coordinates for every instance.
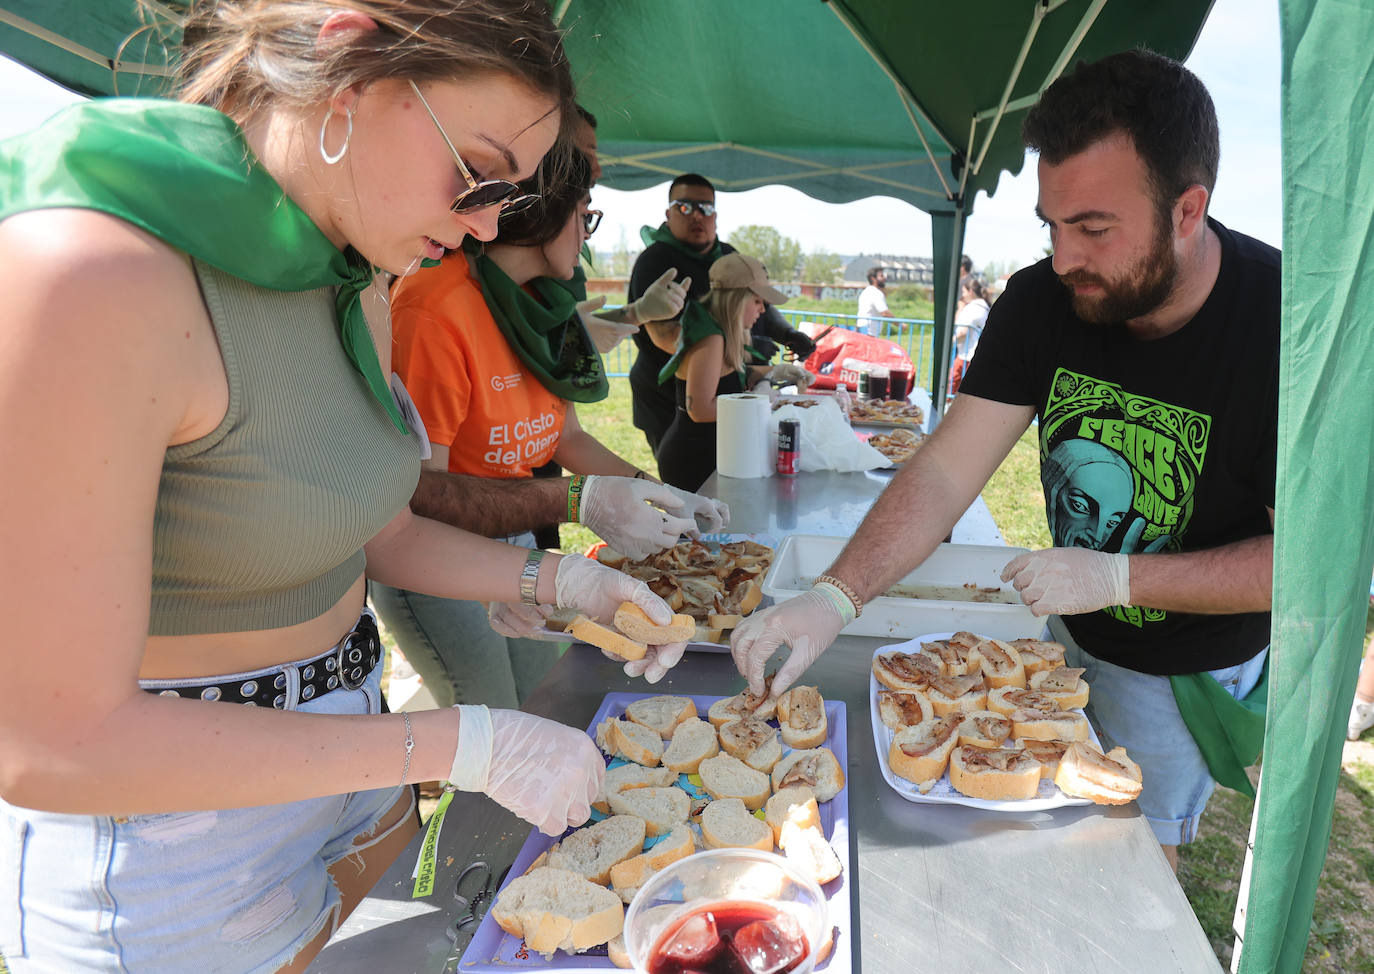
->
[640,222,724,263]
[0,98,409,434]
[472,254,608,403]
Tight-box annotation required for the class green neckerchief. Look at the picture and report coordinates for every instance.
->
[472,254,608,403]
[639,222,724,263]
[1170,661,1269,799]
[657,301,751,386]
[0,98,408,433]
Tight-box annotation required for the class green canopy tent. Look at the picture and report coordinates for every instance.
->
[2,2,1369,971]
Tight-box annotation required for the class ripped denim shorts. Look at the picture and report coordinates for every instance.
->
[0,632,410,974]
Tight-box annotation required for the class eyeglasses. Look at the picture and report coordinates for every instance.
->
[669,199,716,218]
[582,209,603,236]
[408,80,539,217]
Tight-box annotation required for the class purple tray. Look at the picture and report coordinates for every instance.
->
[458,691,851,973]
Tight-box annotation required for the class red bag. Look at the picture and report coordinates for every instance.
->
[799,327,915,391]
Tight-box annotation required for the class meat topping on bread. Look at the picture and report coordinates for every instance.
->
[896,715,961,757]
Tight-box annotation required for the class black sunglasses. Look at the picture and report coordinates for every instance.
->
[669,199,716,218]
[583,209,603,236]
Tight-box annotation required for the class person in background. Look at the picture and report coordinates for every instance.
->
[856,265,895,337]
[732,49,1277,873]
[627,173,815,454]
[375,149,720,708]
[1349,624,1374,740]
[949,275,990,395]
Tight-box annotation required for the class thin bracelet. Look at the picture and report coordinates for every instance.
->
[399,712,415,786]
[520,548,545,605]
[816,573,864,618]
[567,474,587,523]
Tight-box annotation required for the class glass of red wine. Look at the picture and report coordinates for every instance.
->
[624,848,829,974]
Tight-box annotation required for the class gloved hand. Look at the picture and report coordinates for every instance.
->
[657,483,730,535]
[730,583,852,700]
[580,474,697,559]
[625,268,691,324]
[577,296,637,354]
[487,600,554,639]
[766,362,815,390]
[448,705,602,836]
[1000,548,1131,617]
[554,554,688,682]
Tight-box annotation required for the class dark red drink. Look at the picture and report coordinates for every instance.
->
[887,367,910,401]
[867,372,889,401]
[647,901,811,974]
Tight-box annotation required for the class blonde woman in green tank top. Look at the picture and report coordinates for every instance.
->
[0,5,687,972]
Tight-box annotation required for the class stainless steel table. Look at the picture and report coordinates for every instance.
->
[310,470,1222,974]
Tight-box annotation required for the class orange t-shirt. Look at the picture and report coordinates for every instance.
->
[391,257,566,478]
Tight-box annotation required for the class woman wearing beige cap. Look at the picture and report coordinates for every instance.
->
[655,253,800,490]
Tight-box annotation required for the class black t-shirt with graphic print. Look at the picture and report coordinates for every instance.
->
[959,219,1277,676]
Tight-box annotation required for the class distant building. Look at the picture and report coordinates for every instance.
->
[844,253,934,287]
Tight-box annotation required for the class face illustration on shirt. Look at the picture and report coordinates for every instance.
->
[1045,439,1134,549]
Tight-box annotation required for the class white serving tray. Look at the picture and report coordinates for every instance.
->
[760,535,1041,640]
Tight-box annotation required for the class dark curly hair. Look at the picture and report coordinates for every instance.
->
[1022,49,1219,218]
[492,147,592,248]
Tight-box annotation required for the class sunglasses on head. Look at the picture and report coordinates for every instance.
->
[583,209,603,236]
[669,199,716,218]
[408,80,539,217]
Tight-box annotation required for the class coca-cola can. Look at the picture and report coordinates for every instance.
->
[776,419,801,476]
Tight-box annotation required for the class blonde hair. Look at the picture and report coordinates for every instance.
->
[700,287,754,374]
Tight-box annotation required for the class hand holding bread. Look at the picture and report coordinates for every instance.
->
[555,559,688,682]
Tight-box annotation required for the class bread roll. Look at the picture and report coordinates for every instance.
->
[613,603,696,645]
[924,674,989,717]
[625,695,698,739]
[595,547,629,570]
[778,819,843,885]
[771,747,846,802]
[948,744,1041,801]
[661,717,719,774]
[701,797,774,852]
[872,650,939,692]
[1018,739,1072,780]
[1028,666,1090,710]
[605,786,690,836]
[592,763,678,814]
[571,615,648,661]
[1054,742,1143,805]
[490,866,624,958]
[608,824,695,903]
[1009,708,1089,742]
[877,688,934,730]
[717,715,783,773]
[542,815,647,886]
[919,638,983,677]
[776,685,828,749]
[956,710,1013,749]
[1009,637,1067,676]
[764,785,821,844]
[987,686,1061,718]
[708,613,743,629]
[698,753,771,810]
[888,715,961,792]
[707,685,777,726]
[595,717,664,766]
[974,638,1028,689]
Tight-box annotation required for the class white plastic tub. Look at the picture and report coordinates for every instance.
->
[760,535,1042,640]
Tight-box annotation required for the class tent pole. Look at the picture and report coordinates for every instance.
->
[928,204,966,421]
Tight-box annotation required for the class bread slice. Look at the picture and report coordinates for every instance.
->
[1009,708,1089,743]
[776,685,828,749]
[592,763,678,814]
[708,613,743,630]
[707,684,777,726]
[974,638,1027,690]
[661,717,720,774]
[571,615,648,662]
[1018,739,1072,780]
[924,674,989,717]
[1010,638,1067,676]
[888,716,961,792]
[542,815,647,886]
[595,717,664,766]
[694,625,725,644]
[613,603,696,645]
[778,819,843,885]
[872,650,939,692]
[876,688,934,730]
[956,710,1013,749]
[987,687,1061,718]
[606,934,632,969]
[595,546,629,570]
[605,786,690,836]
[701,798,774,852]
[1028,666,1090,710]
[489,866,624,958]
[764,785,821,844]
[1054,742,1143,805]
[919,638,983,677]
[948,744,1042,801]
[608,824,695,903]
[698,754,771,810]
[770,747,846,803]
[717,716,783,773]
[625,695,699,739]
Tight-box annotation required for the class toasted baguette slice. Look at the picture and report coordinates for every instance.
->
[770,747,846,803]
[694,625,725,644]
[1019,739,1072,780]
[592,763,678,814]
[919,638,983,677]
[872,651,940,692]
[764,785,821,844]
[974,638,1028,690]
[987,687,1061,718]
[776,685,828,749]
[925,674,989,717]
[888,716,961,792]
[708,613,744,630]
[607,934,632,969]
[701,798,774,852]
[718,715,783,773]
[736,579,764,615]
[605,786,690,836]
[698,754,771,810]
[1054,742,1143,805]
[613,603,696,645]
[571,615,648,662]
[957,710,1013,749]
[608,824,695,903]
[1028,666,1090,710]
[595,717,664,766]
[778,819,843,885]
[661,717,720,774]
[707,685,777,726]
[625,695,699,739]
[595,546,629,570]
[876,688,934,730]
[948,744,1042,801]
[1010,638,1067,676]
[1009,708,1089,742]
[542,815,647,886]
[490,866,624,958]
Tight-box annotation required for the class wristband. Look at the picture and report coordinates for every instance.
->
[519,548,545,605]
[447,704,493,792]
[567,474,587,523]
[815,574,863,619]
[399,712,414,786]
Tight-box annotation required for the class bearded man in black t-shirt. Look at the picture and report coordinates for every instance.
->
[731,50,1275,869]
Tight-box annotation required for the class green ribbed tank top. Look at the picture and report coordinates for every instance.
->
[150,260,421,635]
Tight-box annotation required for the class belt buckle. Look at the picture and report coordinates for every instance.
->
[336,625,374,691]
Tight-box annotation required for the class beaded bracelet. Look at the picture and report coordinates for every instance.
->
[816,573,864,618]
[567,474,587,523]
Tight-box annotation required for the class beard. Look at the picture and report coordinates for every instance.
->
[1059,214,1178,323]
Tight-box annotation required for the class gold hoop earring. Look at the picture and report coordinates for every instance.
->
[319,105,353,165]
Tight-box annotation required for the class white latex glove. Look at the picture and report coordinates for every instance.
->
[1001,548,1131,617]
[447,705,602,836]
[554,554,688,683]
[657,483,730,535]
[730,584,851,700]
[487,600,554,639]
[626,268,691,324]
[577,296,638,354]
[766,362,815,390]
[580,474,696,559]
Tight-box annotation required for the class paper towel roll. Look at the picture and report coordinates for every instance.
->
[716,393,774,479]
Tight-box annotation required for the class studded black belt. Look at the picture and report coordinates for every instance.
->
[141,611,382,708]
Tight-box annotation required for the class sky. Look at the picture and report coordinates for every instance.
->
[0,0,1280,273]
